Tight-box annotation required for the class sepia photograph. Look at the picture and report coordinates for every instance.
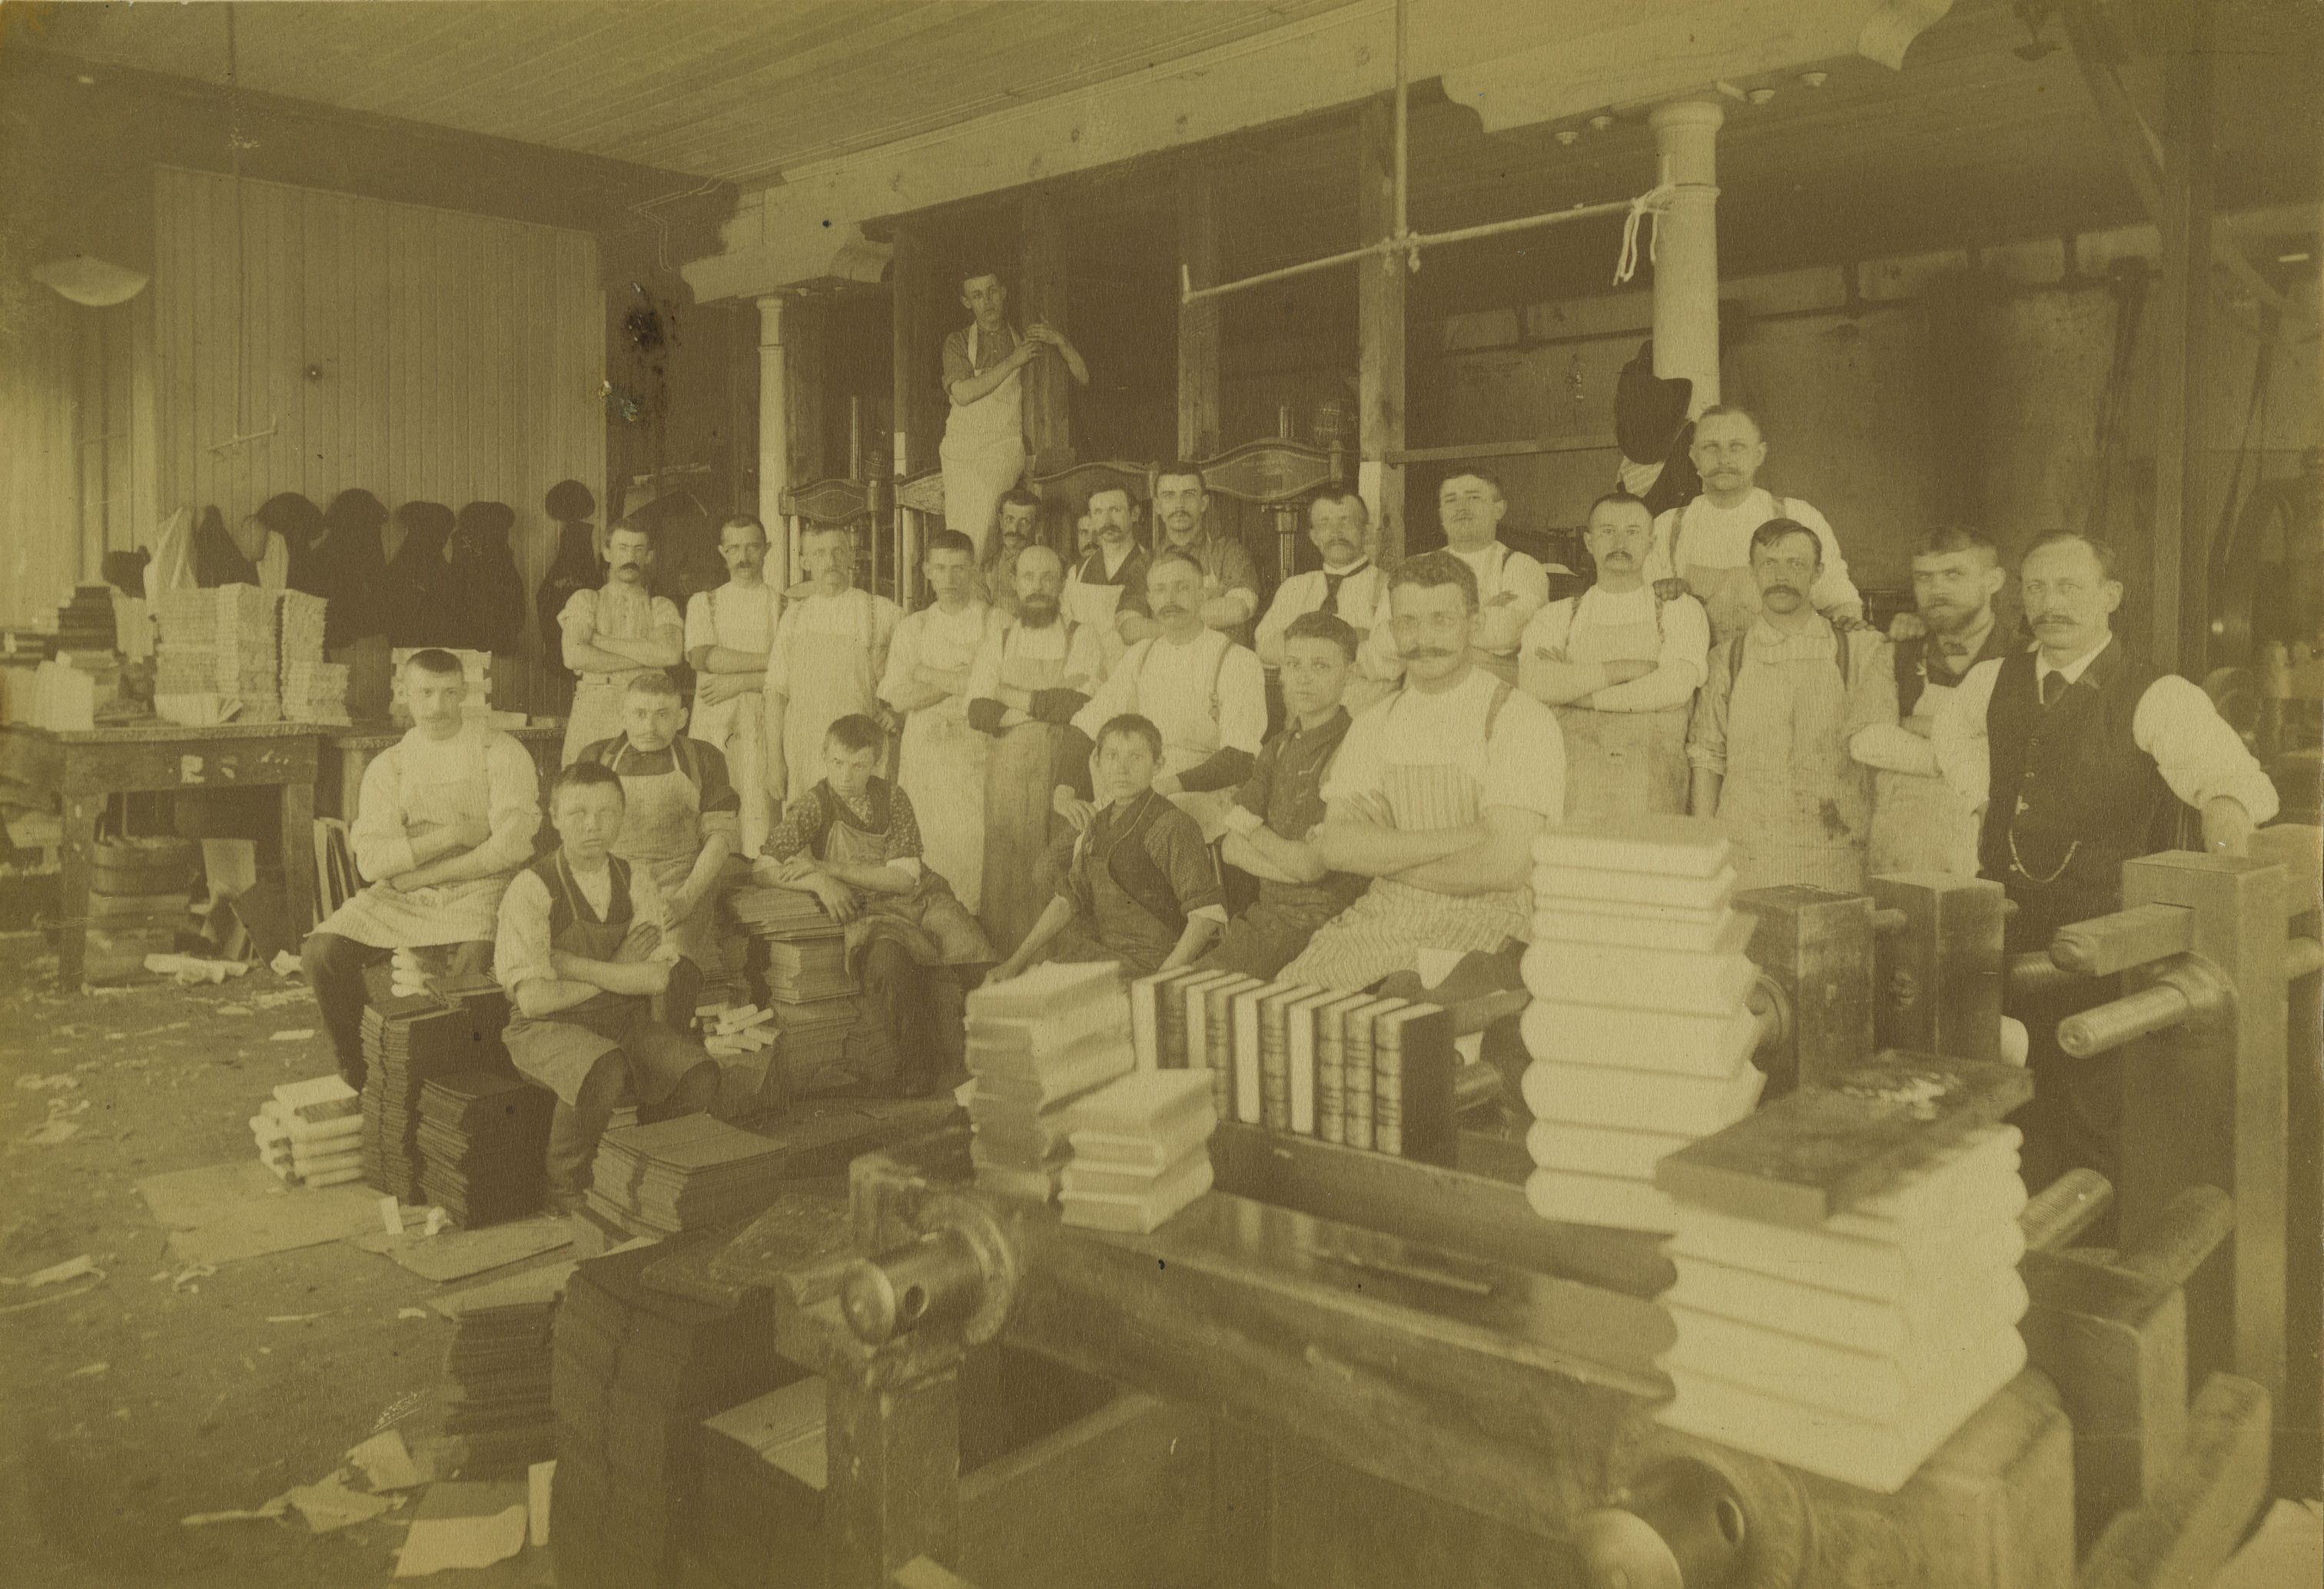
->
[0,0,2318,1584]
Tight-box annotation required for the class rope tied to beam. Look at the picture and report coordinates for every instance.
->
[1611,182,1717,287]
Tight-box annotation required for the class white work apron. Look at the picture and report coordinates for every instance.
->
[1138,634,1239,843]
[316,731,507,948]
[689,583,778,856]
[1064,556,1135,679]
[1718,632,1870,893]
[1867,676,1980,877]
[780,595,882,803]
[1551,589,1690,826]
[895,606,999,913]
[561,583,669,765]
[937,325,1026,561]
[607,750,713,966]
[981,625,1082,955]
[1665,494,1800,649]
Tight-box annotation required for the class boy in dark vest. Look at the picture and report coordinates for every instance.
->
[754,713,996,1096]
[494,762,720,1215]
[990,714,1227,982]
[1932,530,2277,1188]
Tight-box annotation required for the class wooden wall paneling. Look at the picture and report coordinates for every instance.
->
[102,305,136,556]
[130,290,159,553]
[301,188,333,506]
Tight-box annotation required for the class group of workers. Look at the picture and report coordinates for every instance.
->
[291,266,2279,1216]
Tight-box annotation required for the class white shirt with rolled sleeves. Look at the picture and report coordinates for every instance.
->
[1519,587,1709,712]
[494,859,672,1000]
[1254,563,1389,667]
[1931,647,2281,824]
[1359,542,1551,684]
[1645,489,1862,619]
[1068,629,1268,843]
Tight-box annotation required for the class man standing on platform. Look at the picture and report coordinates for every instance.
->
[1688,520,1891,893]
[1200,612,1370,981]
[575,670,742,1029]
[880,530,1008,915]
[559,520,686,764]
[977,488,1044,618]
[765,522,901,803]
[1284,552,1565,1007]
[1061,484,1150,678]
[1934,531,2277,1188]
[967,543,1104,953]
[301,649,542,1089]
[1645,405,1864,646]
[686,515,781,857]
[938,264,1087,559]
[1120,463,1260,649]
[1360,472,1551,688]
[1062,547,1268,847]
[1254,487,1389,713]
[1519,490,1708,826]
[1850,525,2013,877]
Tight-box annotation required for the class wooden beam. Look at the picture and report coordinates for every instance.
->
[2150,2,2215,675]
[890,226,941,481]
[1356,98,1406,564]
[1019,185,1073,477]
[1177,162,1222,461]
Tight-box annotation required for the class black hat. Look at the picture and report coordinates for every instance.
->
[456,500,517,544]
[1614,341,1694,466]
[545,480,596,523]
[252,491,324,547]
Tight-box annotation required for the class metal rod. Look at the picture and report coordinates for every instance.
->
[1393,0,1409,246]
[2049,902,2192,976]
[2057,982,2193,1059]
[2007,950,2088,999]
[1386,435,1619,466]
[1180,238,1400,304]
[1403,194,1644,254]
[2020,1168,2115,1251]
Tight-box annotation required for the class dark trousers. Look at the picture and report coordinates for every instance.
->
[301,932,390,1088]
[545,1048,719,1212]
[2004,881,2124,1195]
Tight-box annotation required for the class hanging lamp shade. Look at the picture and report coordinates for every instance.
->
[31,254,149,307]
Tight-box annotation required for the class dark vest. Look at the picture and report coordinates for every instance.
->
[1978,639,2177,926]
[531,851,635,939]
[1894,621,2010,718]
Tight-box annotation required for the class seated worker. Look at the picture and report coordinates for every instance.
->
[753,714,995,1096]
[1199,611,1369,980]
[302,648,541,1090]
[1253,487,1392,716]
[573,670,741,1027]
[990,714,1227,981]
[495,763,719,1215]
[1284,551,1565,1007]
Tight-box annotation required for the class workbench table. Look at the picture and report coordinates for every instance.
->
[0,721,327,989]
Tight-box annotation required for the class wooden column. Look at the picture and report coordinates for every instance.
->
[1019,185,1072,476]
[1177,162,1222,461]
[2152,5,2215,675]
[756,294,793,588]
[1356,97,1406,564]
[788,295,828,486]
[891,225,941,482]
[825,1355,964,1589]
[1648,100,1725,416]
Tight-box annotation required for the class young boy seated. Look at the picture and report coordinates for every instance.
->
[990,714,1226,982]
[752,713,994,1096]
[495,762,720,1215]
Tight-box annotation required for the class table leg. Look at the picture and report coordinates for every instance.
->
[825,1355,962,1589]
[57,794,100,990]
[279,780,318,942]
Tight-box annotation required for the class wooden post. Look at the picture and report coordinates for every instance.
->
[2150,4,2214,676]
[825,1355,964,1589]
[1177,162,1222,461]
[1019,186,1072,476]
[757,294,793,588]
[891,226,941,607]
[1356,98,1406,563]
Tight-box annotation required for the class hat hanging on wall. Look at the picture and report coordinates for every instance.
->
[31,254,149,307]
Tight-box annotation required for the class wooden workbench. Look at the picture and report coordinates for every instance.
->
[0,721,327,989]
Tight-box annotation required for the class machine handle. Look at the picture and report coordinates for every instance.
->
[841,1228,988,1346]
[2050,903,2192,977]
[2020,1168,2114,1252]
[2056,956,2228,1059]
[1571,1459,1746,1589]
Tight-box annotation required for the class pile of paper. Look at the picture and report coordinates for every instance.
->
[963,962,1134,1202]
[756,938,852,1004]
[251,1076,365,1187]
[1656,1124,2030,1493]
[358,992,515,1202]
[1059,1069,1215,1234]
[583,1115,789,1238]
[281,659,350,726]
[441,1291,559,1476]
[764,997,856,1092]
[691,1381,826,1588]
[417,1071,553,1227]
[275,590,327,663]
[728,886,841,942]
[156,586,282,723]
[1520,819,1766,1232]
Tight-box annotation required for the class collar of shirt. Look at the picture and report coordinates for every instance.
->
[1746,612,1835,653]
[2037,633,2113,687]
[1930,610,1997,670]
[1285,705,1351,744]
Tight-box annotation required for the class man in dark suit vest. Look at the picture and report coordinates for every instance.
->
[1933,531,2278,1188]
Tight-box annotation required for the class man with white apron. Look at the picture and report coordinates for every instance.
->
[1121,464,1261,649]
[756,713,996,1095]
[494,763,719,1214]
[765,522,901,803]
[879,529,1008,912]
[1644,404,1864,647]
[965,544,1104,955]
[938,266,1087,560]
[1254,487,1392,715]
[300,650,542,1089]
[1519,491,1708,827]
[685,515,781,856]
[1851,524,2011,876]
[1285,551,1565,1004]
[575,670,742,1028]
[1688,522,1891,893]
[1360,472,1552,690]
[1060,485,1150,680]
[1064,548,1267,846]
[559,521,685,765]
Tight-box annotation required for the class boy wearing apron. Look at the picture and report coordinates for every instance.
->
[301,650,542,1089]
[765,523,901,803]
[755,714,996,1097]
[1518,491,1709,827]
[575,670,742,1030]
[495,763,719,1215]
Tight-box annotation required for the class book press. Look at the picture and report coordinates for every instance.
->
[687,819,2320,1589]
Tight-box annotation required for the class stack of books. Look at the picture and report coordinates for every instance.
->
[357,991,514,1202]
[416,1071,553,1227]
[727,886,840,940]
[962,962,1134,1202]
[729,886,858,1096]
[441,1291,559,1476]
[281,659,350,725]
[583,1115,788,1239]
[755,938,852,1004]
[1059,1069,1216,1234]
[1656,1124,2030,1493]
[155,585,281,723]
[765,999,858,1095]
[250,1075,364,1187]
[1520,819,1766,1232]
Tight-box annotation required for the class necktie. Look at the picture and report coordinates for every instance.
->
[1322,561,1369,613]
[2040,670,2067,707]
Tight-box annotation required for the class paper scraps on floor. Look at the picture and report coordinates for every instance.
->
[137,1160,384,1267]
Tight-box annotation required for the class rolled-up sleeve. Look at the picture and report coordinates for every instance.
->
[1220,646,1268,756]
[2134,676,2281,822]
[1153,815,1225,921]
[479,737,545,874]
[1485,696,1565,821]
[764,608,798,699]
[1933,658,2000,809]
[493,869,555,996]
[1688,644,1734,776]
[558,588,599,661]
[351,750,417,883]
[685,592,716,654]
[876,610,921,713]
[619,866,669,961]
